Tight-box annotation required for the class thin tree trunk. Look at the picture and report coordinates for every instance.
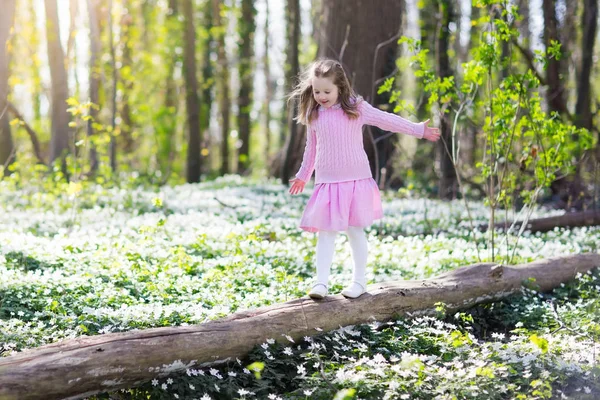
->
[183,0,202,183]
[1,253,598,400]
[28,0,43,132]
[108,0,117,171]
[200,0,213,175]
[65,0,79,72]
[120,1,134,154]
[213,0,230,176]
[575,0,597,131]
[263,0,272,156]
[516,0,530,46]
[237,0,256,174]
[0,0,16,170]
[281,0,301,185]
[87,0,101,171]
[436,0,457,200]
[45,0,71,164]
[542,0,566,115]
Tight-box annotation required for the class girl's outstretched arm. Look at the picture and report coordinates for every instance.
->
[290,125,317,194]
[360,100,427,139]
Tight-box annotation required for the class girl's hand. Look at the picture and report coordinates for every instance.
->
[422,119,441,142]
[289,178,306,195]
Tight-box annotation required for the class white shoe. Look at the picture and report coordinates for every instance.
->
[308,283,328,299]
[341,282,366,299]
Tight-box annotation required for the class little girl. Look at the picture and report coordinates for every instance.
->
[288,58,440,299]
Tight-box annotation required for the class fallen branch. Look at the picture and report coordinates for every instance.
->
[479,210,600,233]
[0,253,598,400]
[6,101,46,165]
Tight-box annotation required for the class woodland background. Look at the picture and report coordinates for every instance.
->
[1,0,598,210]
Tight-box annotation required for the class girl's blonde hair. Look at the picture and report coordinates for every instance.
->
[288,58,360,125]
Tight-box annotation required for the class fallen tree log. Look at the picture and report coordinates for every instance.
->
[479,210,600,234]
[0,253,598,400]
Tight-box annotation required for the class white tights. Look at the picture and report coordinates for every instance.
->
[315,226,368,287]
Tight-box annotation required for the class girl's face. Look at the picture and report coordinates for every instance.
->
[312,76,339,108]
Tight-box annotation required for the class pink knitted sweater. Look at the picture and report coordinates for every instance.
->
[296,98,425,184]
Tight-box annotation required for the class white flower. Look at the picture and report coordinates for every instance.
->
[161,383,167,390]
[238,388,250,396]
[201,394,212,400]
[166,378,173,384]
[283,347,293,356]
[584,387,591,394]
[189,384,196,390]
[303,389,314,396]
[228,371,237,377]
[297,364,306,376]
[266,338,275,344]
[261,343,269,349]
[151,379,158,386]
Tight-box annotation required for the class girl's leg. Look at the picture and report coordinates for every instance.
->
[310,230,337,298]
[342,226,368,298]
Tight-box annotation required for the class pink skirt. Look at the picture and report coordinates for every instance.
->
[300,178,383,233]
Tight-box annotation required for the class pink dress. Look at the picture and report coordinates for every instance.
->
[295,98,425,233]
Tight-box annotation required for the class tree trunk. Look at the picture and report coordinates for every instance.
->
[316,0,403,182]
[87,0,101,171]
[213,0,230,176]
[200,0,213,175]
[237,0,256,175]
[263,0,272,157]
[0,253,598,400]
[0,0,16,170]
[575,0,597,131]
[108,0,117,172]
[120,0,135,154]
[183,0,202,183]
[66,0,79,73]
[280,0,301,185]
[436,0,458,200]
[516,0,530,47]
[45,0,71,164]
[542,0,566,115]
[28,0,44,135]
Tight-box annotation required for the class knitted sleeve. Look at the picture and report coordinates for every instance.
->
[359,100,425,138]
[295,124,317,182]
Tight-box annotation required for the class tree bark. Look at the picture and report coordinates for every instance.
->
[263,0,273,157]
[87,0,102,171]
[237,0,256,175]
[436,0,458,200]
[108,0,117,172]
[542,0,566,115]
[45,0,72,164]
[120,0,135,154]
[0,253,598,400]
[280,0,301,185]
[200,0,214,175]
[0,0,16,170]
[183,0,202,183]
[316,0,403,182]
[213,0,230,176]
[575,0,597,131]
